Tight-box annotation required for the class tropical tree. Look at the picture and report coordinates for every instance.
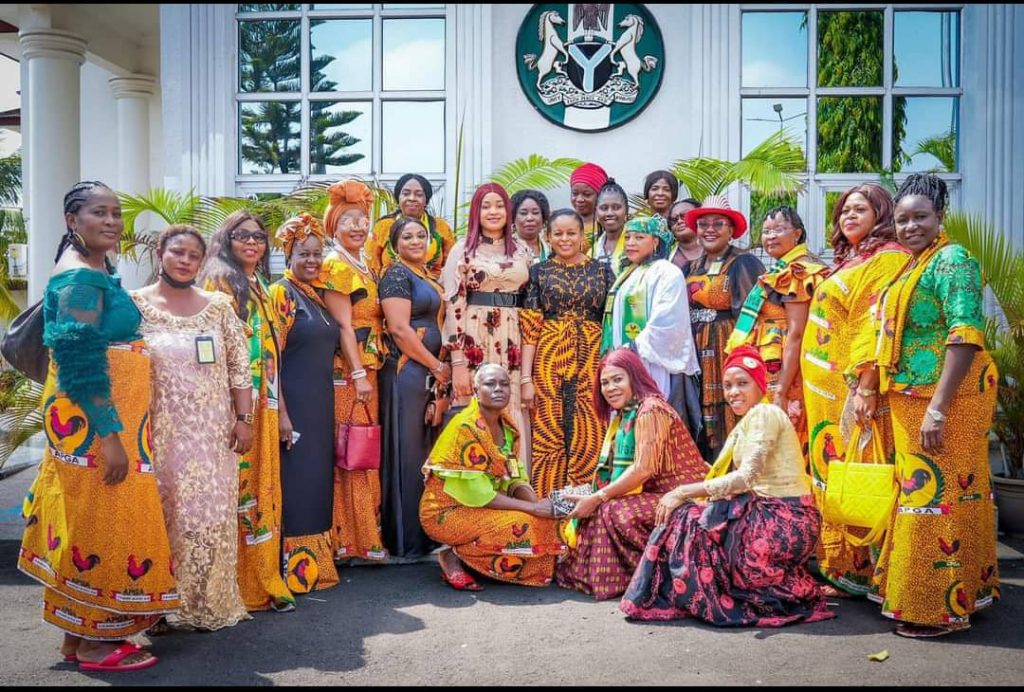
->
[238,10,365,174]
[815,11,907,173]
[0,148,24,321]
[907,131,957,174]
[943,212,1024,477]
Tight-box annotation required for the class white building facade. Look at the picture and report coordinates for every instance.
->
[3,3,1023,301]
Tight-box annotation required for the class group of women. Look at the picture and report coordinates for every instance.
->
[16,165,1000,671]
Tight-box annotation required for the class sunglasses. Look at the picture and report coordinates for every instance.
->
[696,219,733,231]
[231,230,269,244]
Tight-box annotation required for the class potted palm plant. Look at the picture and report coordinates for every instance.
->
[944,212,1024,534]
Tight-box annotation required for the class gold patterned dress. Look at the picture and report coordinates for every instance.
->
[132,291,252,630]
[204,275,293,612]
[321,253,388,561]
[868,238,999,627]
[442,237,533,448]
[419,399,567,586]
[20,269,179,639]
[800,243,908,595]
[726,244,829,454]
[684,248,765,459]
[521,257,613,497]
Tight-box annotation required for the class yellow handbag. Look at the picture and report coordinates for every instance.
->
[824,422,897,547]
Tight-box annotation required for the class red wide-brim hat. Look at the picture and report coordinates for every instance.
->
[684,194,749,239]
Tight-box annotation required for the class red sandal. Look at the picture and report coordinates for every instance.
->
[441,567,484,592]
[78,642,159,672]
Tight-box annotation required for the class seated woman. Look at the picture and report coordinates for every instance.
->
[420,364,566,591]
[620,346,834,627]
[556,349,708,601]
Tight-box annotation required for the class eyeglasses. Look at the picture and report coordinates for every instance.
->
[339,218,370,231]
[762,225,794,238]
[231,230,269,244]
[696,219,733,231]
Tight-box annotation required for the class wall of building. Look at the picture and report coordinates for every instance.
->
[488,4,739,210]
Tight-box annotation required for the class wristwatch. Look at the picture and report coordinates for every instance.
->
[236,413,254,425]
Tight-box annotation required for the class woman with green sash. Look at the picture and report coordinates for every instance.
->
[555,349,707,600]
[601,216,699,399]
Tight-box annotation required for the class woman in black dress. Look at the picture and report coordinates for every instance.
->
[379,216,451,560]
[270,214,341,593]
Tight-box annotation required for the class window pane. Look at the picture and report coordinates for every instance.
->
[310,19,372,92]
[239,20,300,92]
[817,11,883,87]
[384,3,446,8]
[741,12,807,88]
[742,98,807,158]
[817,96,882,173]
[894,11,960,87]
[312,4,372,9]
[894,97,958,173]
[239,101,301,174]
[382,101,444,173]
[383,19,445,91]
[311,101,372,175]
[238,4,299,12]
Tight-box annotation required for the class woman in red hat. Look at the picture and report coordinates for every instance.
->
[682,196,765,460]
[620,346,834,627]
[569,162,609,253]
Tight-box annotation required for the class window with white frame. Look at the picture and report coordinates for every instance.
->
[235,3,449,186]
[740,5,961,253]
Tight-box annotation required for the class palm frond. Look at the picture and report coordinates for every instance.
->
[0,266,19,322]
[910,131,956,173]
[0,150,22,207]
[628,193,653,217]
[452,113,466,232]
[724,129,806,196]
[943,212,1024,332]
[671,157,731,200]
[0,376,44,472]
[488,155,584,195]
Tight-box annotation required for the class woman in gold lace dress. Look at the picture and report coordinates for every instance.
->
[132,225,253,632]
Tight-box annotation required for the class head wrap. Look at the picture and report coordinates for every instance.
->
[276,212,325,259]
[394,173,433,207]
[722,345,768,394]
[624,215,673,260]
[570,163,609,194]
[324,179,374,236]
[684,194,749,239]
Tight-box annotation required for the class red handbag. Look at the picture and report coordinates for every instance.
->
[335,401,381,471]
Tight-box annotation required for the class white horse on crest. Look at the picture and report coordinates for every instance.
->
[610,14,658,84]
[523,10,568,89]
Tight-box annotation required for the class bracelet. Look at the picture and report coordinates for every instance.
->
[856,387,878,397]
[350,369,367,380]
[596,489,610,503]
[451,358,466,367]
[926,407,948,423]
[431,361,446,374]
[520,376,533,385]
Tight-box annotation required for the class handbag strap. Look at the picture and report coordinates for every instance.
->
[840,421,897,548]
[345,398,373,423]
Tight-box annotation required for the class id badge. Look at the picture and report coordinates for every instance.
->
[706,260,724,276]
[507,456,521,479]
[195,335,216,364]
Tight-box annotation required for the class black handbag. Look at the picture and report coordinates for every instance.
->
[1,300,49,383]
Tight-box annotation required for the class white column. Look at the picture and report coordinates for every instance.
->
[449,4,493,218]
[19,28,87,303]
[109,74,157,289]
[109,75,156,195]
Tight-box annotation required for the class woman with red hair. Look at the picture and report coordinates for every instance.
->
[555,348,708,600]
[620,346,833,627]
[442,183,533,453]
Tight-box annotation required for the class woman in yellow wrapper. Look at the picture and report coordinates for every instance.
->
[321,180,388,562]
[20,181,178,671]
[726,206,828,454]
[800,183,908,598]
[855,173,999,638]
[201,212,295,612]
[420,364,566,591]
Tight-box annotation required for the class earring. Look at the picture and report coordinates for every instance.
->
[72,230,88,250]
